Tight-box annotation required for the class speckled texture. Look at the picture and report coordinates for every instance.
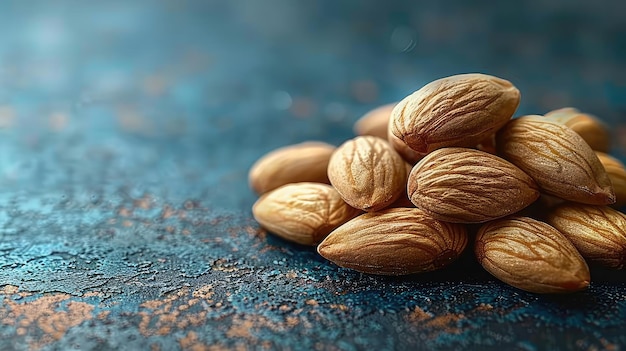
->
[1,1,626,350]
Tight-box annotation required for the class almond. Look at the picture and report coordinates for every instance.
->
[544,107,610,152]
[596,152,626,208]
[496,116,615,205]
[317,208,468,275]
[407,148,540,223]
[547,204,626,269]
[353,103,396,139]
[249,141,335,195]
[252,183,360,245]
[475,217,590,294]
[327,136,407,211]
[389,73,520,162]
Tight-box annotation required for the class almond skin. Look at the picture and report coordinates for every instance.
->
[249,141,335,195]
[475,217,590,294]
[544,107,610,152]
[596,152,626,208]
[389,73,520,162]
[353,103,396,139]
[328,136,407,211]
[496,116,615,205]
[252,183,360,246]
[408,148,540,223]
[547,204,626,269]
[317,208,468,275]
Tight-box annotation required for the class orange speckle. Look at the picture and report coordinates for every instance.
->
[143,75,169,97]
[134,195,153,210]
[351,80,379,103]
[118,207,132,217]
[122,220,133,227]
[161,206,177,219]
[1,285,20,295]
[156,326,171,335]
[305,299,318,306]
[289,97,317,119]
[0,292,94,346]
[49,112,69,131]
[329,304,348,311]
[0,105,15,128]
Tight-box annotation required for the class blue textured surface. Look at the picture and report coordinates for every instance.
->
[1,1,626,350]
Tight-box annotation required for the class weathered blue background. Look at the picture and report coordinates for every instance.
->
[0,1,625,350]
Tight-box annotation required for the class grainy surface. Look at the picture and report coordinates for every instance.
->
[0,1,625,350]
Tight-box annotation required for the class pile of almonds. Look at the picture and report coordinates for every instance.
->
[249,73,626,294]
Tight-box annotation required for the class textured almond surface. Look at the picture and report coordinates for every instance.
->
[408,148,540,223]
[475,217,590,294]
[317,208,468,275]
[596,152,626,208]
[249,141,335,195]
[389,73,520,160]
[328,136,407,211]
[544,107,610,152]
[353,103,396,139]
[547,204,626,269]
[252,183,360,246]
[496,116,615,205]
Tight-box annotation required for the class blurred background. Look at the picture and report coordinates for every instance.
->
[0,0,625,207]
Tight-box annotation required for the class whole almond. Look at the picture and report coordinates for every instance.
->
[353,103,396,139]
[252,183,360,246]
[249,141,335,195]
[547,204,626,269]
[475,217,590,294]
[496,116,615,205]
[317,208,468,275]
[328,136,407,211]
[408,148,540,223]
[596,152,626,208]
[544,107,610,152]
[389,73,520,162]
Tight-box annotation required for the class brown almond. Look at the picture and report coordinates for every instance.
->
[389,73,520,162]
[252,183,360,246]
[596,152,626,208]
[547,204,626,269]
[407,148,540,223]
[249,141,335,195]
[317,208,468,275]
[353,103,396,139]
[496,116,615,205]
[327,136,407,211]
[544,107,610,152]
[475,217,590,294]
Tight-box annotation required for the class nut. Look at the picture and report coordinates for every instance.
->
[389,73,520,162]
[327,136,407,211]
[496,116,615,205]
[544,107,610,152]
[547,204,626,269]
[353,103,396,140]
[475,217,590,294]
[596,152,626,208]
[249,141,335,194]
[317,208,468,275]
[252,182,360,246]
[407,148,540,223]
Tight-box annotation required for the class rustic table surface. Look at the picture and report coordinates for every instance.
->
[1,1,625,350]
